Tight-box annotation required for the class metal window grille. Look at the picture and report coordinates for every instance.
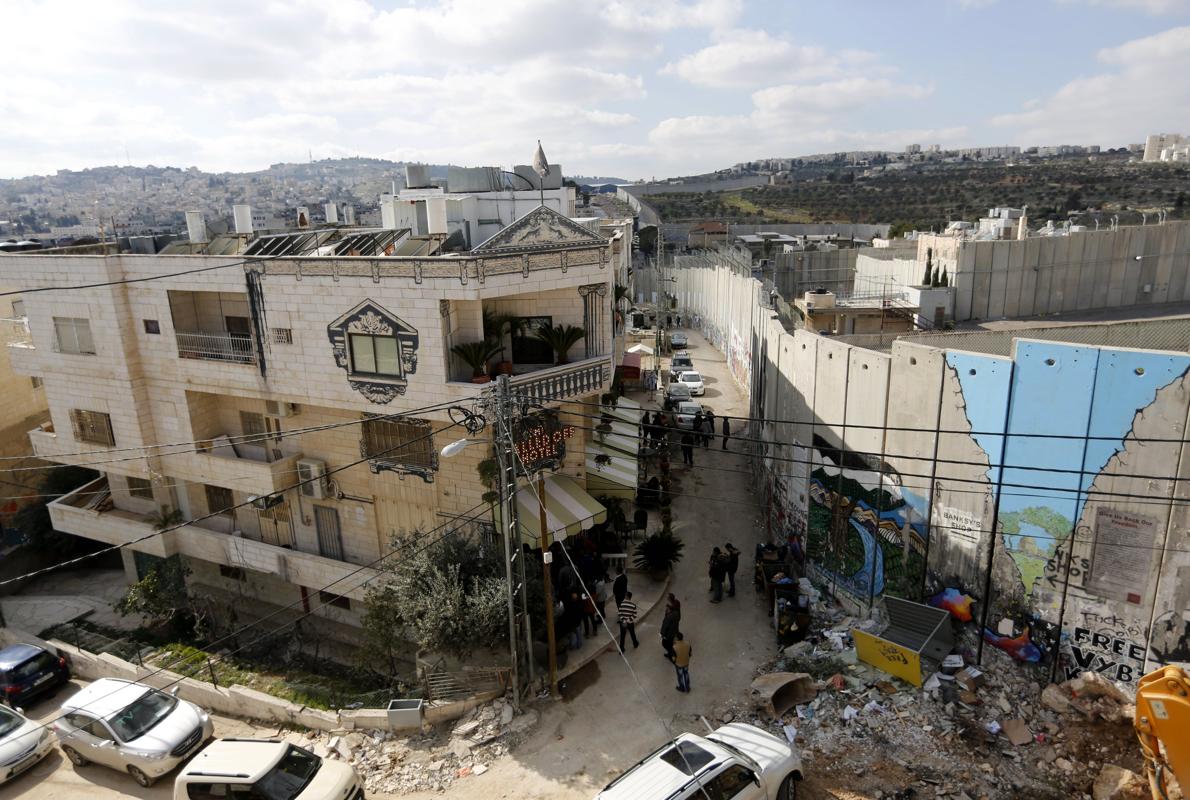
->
[204,484,233,517]
[361,416,437,479]
[271,328,293,345]
[314,506,344,561]
[239,411,267,438]
[70,409,114,446]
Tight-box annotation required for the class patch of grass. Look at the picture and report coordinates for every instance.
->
[153,644,396,710]
[720,192,811,223]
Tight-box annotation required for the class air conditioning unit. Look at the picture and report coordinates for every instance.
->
[297,458,328,499]
[265,400,299,418]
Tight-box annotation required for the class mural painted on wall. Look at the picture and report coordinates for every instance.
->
[805,436,928,607]
[945,342,1190,684]
[327,300,420,404]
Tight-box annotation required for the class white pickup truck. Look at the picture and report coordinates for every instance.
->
[596,723,802,800]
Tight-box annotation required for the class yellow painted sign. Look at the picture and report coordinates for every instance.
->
[853,629,922,686]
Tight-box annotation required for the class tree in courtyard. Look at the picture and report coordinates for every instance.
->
[361,532,509,674]
[116,554,200,637]
[922,247,933,286]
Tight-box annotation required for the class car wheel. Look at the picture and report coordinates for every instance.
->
[778,773,801,800]
[127,765,154,787]
[62,746,88,767]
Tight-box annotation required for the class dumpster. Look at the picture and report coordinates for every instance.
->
[853,597,953,687]
[387,698,424,731]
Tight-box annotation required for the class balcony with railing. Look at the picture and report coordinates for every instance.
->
[446,353,613,403]
[49,477,380,600]
[175,331,257,363]
[168,290,258,365]
[161,436,302,496]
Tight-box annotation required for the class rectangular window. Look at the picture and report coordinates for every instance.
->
[361,416,436,475]
[126,476,154,500]
[318,590,350,610]
[218,565,246,581]
[143,319,160,334]
[11,300,24,318]
[271,327,292,345]
[511,316,553,364]
[69,409,115,446]
[239,411,266,438]
[53,317,96,355]
[30,376,42,390]
[204,484,234,517]
[314,506,344,561]
[349,333,401,377]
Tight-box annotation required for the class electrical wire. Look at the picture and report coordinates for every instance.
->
[0,253,281,299]
[0,401,476,588]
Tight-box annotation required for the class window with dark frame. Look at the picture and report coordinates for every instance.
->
[239,411,267,438]
[361,416,436,478]
[69,409,115,446]
[271,327,293,344]
[143,319,161,334]
[126,476,154,500]
[348,332,402,377]
[219,565,246,581]
[511,315,553,364]
[30,376,42,390]
[318,590,350,610]
[313,506,344,561]
[204,484,234,517]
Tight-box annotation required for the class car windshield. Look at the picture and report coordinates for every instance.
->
[107,688,178,742]
[10,652,56,681]
[254,745,322,800]
[0,706,23,737]
[659,741,716,775]
[682,373,701,383]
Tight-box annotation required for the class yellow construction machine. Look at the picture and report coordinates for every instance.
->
[1136,665,1190,799]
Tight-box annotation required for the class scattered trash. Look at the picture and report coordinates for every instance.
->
[1001,718,1033,747]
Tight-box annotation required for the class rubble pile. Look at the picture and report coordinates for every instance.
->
[708,606,1147,800]
[281,698,539,795]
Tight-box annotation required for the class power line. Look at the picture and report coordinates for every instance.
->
[0,253,279,299]
[0,401,477,588]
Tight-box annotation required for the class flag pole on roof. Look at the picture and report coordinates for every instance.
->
[532,140,549,209]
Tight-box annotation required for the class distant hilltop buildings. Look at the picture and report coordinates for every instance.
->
[1143,133,1189,163]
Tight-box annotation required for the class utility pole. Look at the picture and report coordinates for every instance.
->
[492,375,534,707]
[538,472,558,696]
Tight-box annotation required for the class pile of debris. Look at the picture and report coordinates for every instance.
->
[712,605,1150,799]
[282,698,539,795]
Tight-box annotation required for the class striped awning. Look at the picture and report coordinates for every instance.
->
[584,442,637,490]
[505,474,607,547]
[605,397,644,426]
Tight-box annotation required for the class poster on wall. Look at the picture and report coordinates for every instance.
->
[1087,508,1159,604]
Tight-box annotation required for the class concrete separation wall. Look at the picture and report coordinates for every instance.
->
[620,176,768,196]
[0,627,498,733]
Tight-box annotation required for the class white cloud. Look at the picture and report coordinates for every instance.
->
[661,29,881,89]
[992,26,1190,144]
[1056,0,1190,13]
[754,79,932,114]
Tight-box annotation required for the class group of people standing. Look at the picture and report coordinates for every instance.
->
[707,543,741,603]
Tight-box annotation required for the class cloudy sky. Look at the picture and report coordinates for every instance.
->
[3,0,1189,180]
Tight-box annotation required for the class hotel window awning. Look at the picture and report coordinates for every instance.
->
[498,474,607,548]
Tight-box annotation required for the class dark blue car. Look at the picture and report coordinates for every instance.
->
[0,644,70,708]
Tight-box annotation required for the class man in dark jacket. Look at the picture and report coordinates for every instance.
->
[721,415,731,449]
[660,594,681,661]
[724,543,741,598]
[613,566,628,608]
[702,411,715,448]
[680,430,695,466]
[708,547,726,603]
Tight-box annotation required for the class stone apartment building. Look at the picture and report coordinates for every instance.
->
[2,206,632,647]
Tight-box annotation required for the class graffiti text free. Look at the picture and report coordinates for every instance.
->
[1064,626,1146,684]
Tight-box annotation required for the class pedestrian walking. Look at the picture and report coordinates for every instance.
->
[666,314,672,328]
[594,574,609,624]
[613,565,628,608]
[724,542,740,598]
[581,590,597,636]
[680,430,695,466]
[673,633,692,692]
[692,410,704,442]
[708,547,726,603]
[660,594,681,661]
[721,415,731,450]
[618,591,640,652]
[702,411,715,448]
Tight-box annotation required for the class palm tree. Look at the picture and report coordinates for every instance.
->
[482,310,522,366]
[451,339,501,379]
[535,324,586,365]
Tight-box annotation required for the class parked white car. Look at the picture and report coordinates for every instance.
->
[670,331,689,348]
[53,678,213,787]
[0,704,54,785]
[175,738,363,800]
[674,402,705,430]
[597,723,802,800]
[678,371,705,396]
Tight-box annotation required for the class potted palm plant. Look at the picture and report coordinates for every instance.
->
[633,529,685,580]
[482,310,522,375]
[535,324,586,365]
[451,340,501,383]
